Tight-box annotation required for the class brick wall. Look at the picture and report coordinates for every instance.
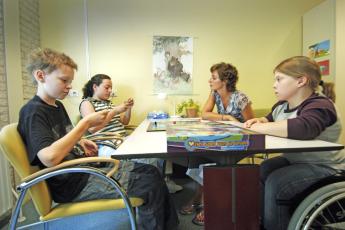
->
[9,0,41,200]
[0,0,40,133]
[19,0,40,102]
[0,0,12,218]
[0,0,41,217]
[0,0,9,129]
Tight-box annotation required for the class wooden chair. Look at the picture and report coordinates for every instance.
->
[0,123,144,230]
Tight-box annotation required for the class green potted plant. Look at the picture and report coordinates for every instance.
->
[176,99,200,118]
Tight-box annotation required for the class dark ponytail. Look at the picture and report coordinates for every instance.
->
[82,74,111,99]
[319,80,336,102]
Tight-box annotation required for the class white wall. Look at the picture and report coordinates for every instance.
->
[336,0,345,145]
[303,0,345,144]
[303,0,335,82]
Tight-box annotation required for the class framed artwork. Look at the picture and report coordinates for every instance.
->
[308,40,330,59]
[317,59,330,76]
[152,36,193,94]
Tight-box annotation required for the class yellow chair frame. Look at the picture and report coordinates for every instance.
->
[0,123,143,230]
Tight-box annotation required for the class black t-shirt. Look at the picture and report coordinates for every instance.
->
[17,95,89,203]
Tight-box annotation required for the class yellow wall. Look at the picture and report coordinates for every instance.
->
[39,0,324,125]
[3,0,24,123]
[336,0,345,145]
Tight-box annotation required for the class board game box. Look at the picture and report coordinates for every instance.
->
[166,121,265,152]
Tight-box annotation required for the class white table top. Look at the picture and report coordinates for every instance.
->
[115,119,344,159]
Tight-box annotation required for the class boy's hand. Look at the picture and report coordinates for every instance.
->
[79,139,98,157]
[84,110,109,127]
[244,118,263,128]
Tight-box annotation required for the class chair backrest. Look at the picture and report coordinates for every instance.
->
[0,123,52,216]
[253,108,271,118]
[72,114,82,127]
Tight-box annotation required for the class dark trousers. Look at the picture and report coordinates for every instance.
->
[260,156,337,230]
[73,161,179,230]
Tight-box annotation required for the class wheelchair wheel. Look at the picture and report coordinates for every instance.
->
[288,182,345,230]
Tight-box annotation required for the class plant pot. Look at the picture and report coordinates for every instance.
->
[186,107,198,118]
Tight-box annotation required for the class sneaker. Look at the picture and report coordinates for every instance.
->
[165,177,183,193]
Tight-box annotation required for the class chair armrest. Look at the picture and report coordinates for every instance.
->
[88,136,123,142]
[85,132,123,139]
[22,157,119,183]
[10,158,139,230]
[124,125,137,131]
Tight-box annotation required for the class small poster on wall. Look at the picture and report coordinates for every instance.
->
[152,36,193,94]
[317,59,330,76]
[308,40,330,59]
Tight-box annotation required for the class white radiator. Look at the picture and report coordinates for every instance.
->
[0,152,12,216]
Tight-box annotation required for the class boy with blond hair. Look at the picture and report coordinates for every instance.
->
[18,48,178,229]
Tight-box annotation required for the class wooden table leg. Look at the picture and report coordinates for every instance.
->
[204,165,260,230]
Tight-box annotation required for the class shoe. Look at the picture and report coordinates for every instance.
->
[192,209,204,226]
[179,203,202,215]
[165,177,183,194]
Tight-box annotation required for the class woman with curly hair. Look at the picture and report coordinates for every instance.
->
[202,62,254,122]
[180,62,254,226]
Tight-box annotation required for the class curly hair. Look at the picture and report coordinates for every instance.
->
[26,48,78,84]
[210,62,238,92]
[82,74,111,99]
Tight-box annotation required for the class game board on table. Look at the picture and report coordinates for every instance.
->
[166,120,265,152]
[147,121,168,132]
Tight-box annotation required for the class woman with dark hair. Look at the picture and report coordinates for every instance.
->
[80,74,133,148]
[80,74,183,193]
[180,62,254,226]
[79,74,134,135]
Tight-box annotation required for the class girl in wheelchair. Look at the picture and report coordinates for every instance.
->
[244,56,344,230]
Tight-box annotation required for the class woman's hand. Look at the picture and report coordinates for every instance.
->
[124,98,134,109]
[116,98,134,114]
[222,114,239,122]
[79,139,98,157]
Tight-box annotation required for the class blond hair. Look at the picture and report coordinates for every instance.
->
[26,48,78,83]
[274,56,321,91]
[274,56,336,101]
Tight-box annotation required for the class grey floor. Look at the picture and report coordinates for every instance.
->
[1,178,203,230]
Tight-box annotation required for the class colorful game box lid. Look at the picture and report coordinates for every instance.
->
[166,121,265,152]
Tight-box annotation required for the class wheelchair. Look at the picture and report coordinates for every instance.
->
[287,172,345,230]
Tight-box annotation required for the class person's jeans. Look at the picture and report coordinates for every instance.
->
[99,144,165,175]
[72,161,179,230]
[260,156,337,230]
[186,155,230,185]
